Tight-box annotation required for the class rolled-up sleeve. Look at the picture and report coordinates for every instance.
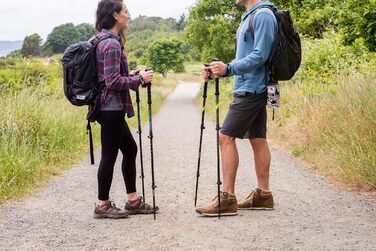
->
[103,41,140,91]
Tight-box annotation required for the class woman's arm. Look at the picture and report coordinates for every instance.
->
[103,41,140,92]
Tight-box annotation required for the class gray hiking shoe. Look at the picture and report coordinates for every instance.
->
[93,201,129,219]
[125,196,159,215]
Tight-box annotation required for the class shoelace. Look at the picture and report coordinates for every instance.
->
[209,196,219,207]
[137,197,153,210]
[108,201,121,211]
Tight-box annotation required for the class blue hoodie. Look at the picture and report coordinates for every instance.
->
[227,1,278,94]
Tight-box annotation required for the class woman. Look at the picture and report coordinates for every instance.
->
[93,0,157,219]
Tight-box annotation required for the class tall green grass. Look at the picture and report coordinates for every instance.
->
[268,35,376,188]
[0,57,187,203]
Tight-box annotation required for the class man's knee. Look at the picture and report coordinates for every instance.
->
[219,133,235,147]
[250,138,267,146]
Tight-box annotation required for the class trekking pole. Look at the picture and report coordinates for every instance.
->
[145,68,157,220]
[135,89,146,201]
[194,64,211,207]
[213,58,222,219]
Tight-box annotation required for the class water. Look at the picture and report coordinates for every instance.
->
[0,41,23,57]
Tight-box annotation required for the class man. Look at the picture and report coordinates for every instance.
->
[196,0,278,216]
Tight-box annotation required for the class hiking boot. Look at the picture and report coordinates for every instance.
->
[196,191,238,217]
[93,201,129,219]
[125,196,159,215]
[238,188,274,210]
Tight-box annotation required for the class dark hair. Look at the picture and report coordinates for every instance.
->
[96,0,123,32]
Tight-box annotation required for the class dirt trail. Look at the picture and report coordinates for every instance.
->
[1,83,375,250]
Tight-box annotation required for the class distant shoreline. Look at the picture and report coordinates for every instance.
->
[0,41,23,57]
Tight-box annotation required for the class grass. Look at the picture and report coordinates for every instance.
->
[269,75,376,189]
[0,57,197,203]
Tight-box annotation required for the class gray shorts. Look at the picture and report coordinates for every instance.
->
[220,92,267,139]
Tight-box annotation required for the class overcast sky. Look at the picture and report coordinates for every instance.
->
[0,0,198,41]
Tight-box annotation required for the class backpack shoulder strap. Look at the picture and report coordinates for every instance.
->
[91,33,112,48]
[248,5,276,40]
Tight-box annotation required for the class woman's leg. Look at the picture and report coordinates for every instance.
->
[119,119,138,199]
[97,111,125,202]
[120,120,159,214]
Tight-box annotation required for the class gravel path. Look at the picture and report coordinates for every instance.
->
[1,83,376,250]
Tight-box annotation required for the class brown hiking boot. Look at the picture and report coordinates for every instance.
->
[125,196,159,215]
[196,191,238,217]
[93,201,129,219]
[238,188,274,210]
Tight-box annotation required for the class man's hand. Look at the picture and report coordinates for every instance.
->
[130,68,142,76]
[201,65,214,82]
[210,61,227,77]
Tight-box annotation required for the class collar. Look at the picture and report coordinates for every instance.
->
[241,1,269,21]
[100,29,122,43]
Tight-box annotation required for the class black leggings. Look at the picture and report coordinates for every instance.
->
[97,110,137,201]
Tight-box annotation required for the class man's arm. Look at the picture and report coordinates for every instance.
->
[228,11,277,75]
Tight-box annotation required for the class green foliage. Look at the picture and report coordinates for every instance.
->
[0,58,55,95]
[44,23,95,54]
[7,50,22,58]
[296,34,375,96]
[185,0,243,62]
[267,0,340,38]
[126,29,155,61]
[125,16,192,64]
[75,23,95,41]
[338,0,376,52]
[45,23,79,54]
[21,33,42,57]
[144,38,185,77]
[128,60,137,71]
[127,16,178,34]
[176,14,187,31]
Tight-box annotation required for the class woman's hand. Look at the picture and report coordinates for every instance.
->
[140,69,154,84]
[130,68,142,76]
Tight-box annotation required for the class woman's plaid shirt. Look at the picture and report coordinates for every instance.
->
[96,29,141,117]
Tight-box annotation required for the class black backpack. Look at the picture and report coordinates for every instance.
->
[248,6,301,82]
[61,34,110,164]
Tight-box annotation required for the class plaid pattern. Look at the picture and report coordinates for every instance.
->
[96,29,140,117]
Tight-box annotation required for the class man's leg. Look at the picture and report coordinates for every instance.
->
[237,104,274,210]
[220,133,239,194]
[195,132,239,216]
[249,138,271,190]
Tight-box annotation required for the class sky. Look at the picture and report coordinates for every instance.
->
[0,0,198,41]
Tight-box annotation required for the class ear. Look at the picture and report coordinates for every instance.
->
[113,12,119,21]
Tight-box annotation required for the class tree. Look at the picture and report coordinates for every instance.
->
[144,38,185,77]
[21,33,42,56]
[185,0,243,62]
[176,14,186,31]
[45,23,80,54]
[75,23,95,41]
[338,0,376,52]
[127,16,179,34]
[271,0,340,39]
